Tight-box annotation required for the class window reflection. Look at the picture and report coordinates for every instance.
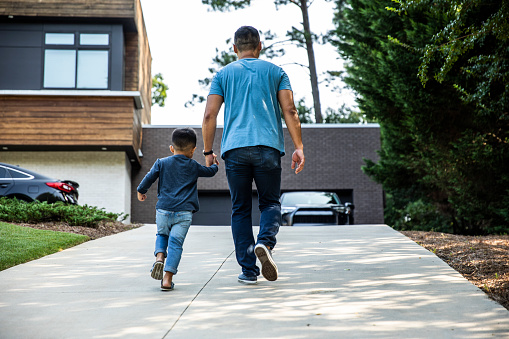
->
[77,50,109,88]
[45,33,74,45]
[43,50,76,88]
[80,34,109,45]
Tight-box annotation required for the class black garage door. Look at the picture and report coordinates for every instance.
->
[193,191,261,226]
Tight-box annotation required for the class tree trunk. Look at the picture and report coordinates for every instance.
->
[300,0,322,123]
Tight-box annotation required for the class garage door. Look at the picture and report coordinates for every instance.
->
[193,191,261,226]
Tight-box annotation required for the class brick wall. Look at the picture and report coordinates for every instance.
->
[131,124,384,225]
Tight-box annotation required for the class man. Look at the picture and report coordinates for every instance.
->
[202,26,305,285]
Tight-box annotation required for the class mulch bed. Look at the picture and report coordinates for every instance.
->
[401,231,509,310]
[12,221,141,240]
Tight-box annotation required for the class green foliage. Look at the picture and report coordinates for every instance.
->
[0,222,89,271]
[201,0,251,11]
[324,105,374,123]
[152,73,169,107]
[387,197,453,233]
[331,0,509,234]
[296,98,314,123]
[0,197,127,227]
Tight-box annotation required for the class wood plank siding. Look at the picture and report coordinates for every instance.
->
[134,0,152,125]
[1,96,136,146]
[0,0,135,19]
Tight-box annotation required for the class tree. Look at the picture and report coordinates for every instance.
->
[324,105,373,124]
[386,0,509,234]
[151,73,168,107]
[200,0,326,122]
[330,0,509,234]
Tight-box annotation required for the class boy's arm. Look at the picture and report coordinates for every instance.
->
[137,159,161,195]
[197,163,219,178]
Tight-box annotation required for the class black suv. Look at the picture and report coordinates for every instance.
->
[280,191,354,226]
[0,162,79,204]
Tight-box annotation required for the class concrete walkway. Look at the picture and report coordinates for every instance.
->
[0,225,508,339]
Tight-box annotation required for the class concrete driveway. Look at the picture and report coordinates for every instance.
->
[0,224,508,338]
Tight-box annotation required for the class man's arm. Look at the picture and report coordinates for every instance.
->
[278,89,305,174]
[202,94,223,167]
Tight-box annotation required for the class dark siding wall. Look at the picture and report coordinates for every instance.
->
[131,125,384,225]
[0,23,124,90]
[0,24,43,90]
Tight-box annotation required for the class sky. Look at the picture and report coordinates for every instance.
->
[139,0,357,126]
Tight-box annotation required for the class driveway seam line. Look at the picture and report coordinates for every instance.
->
[162,249,235,338]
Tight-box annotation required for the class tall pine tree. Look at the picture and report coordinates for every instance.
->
[331,0,509,234]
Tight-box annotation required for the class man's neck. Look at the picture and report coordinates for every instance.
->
[237,50,259,60]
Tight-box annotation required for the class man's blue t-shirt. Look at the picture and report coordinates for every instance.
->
[137,155,218,213]
[208,58,292,158]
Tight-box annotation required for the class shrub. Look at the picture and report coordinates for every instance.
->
[390,199,453,233]
[0,197,127,227]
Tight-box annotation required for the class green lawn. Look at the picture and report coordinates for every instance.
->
[0,222,89,271]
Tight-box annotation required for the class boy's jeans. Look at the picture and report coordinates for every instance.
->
[224,146,282,277]
[154,209,192,275]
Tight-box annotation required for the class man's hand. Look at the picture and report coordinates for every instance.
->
[137,192,147,201]
[206,153,219,167]
[291,149,305,174]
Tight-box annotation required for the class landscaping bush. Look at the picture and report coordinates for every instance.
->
[0,197,127,227]
[390,199,453,233]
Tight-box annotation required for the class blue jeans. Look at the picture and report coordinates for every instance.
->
[224,146,282,277]
[154,209,192,275]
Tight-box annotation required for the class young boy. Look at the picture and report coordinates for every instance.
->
[137,127,218,291]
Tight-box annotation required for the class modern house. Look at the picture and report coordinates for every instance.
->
[0,0,151,222]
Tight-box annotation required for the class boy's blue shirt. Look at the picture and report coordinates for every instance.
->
[137,154,218,213]
[208,58,292,158]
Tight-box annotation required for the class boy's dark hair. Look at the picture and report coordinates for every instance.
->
[172,127,197,151]
[234,26,260,52]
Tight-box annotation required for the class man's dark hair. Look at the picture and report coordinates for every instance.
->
[172,127,197,151]
[234,26,260,52]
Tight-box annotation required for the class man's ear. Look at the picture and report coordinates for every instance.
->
[169,145,175,154]
[258,41,262,51]
[233,44,238,54]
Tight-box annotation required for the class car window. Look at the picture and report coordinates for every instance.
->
[0,167,10,179]
[8,168,33,180]
[282,192,339,205]
[0,167,9,179]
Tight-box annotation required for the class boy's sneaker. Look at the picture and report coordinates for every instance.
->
[151,261,164,280]
[238,273,257,285]
[254,243,278,281]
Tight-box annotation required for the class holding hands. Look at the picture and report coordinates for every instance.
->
[205,153,219,167]
[137,192,147,202]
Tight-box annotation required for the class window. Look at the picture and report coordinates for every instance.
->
[7,168,33,180]
[43,32,110,89]
[0,167,8,179]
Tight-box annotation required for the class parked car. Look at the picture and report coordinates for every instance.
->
[280,191,354,226]
[0,162,79,204]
